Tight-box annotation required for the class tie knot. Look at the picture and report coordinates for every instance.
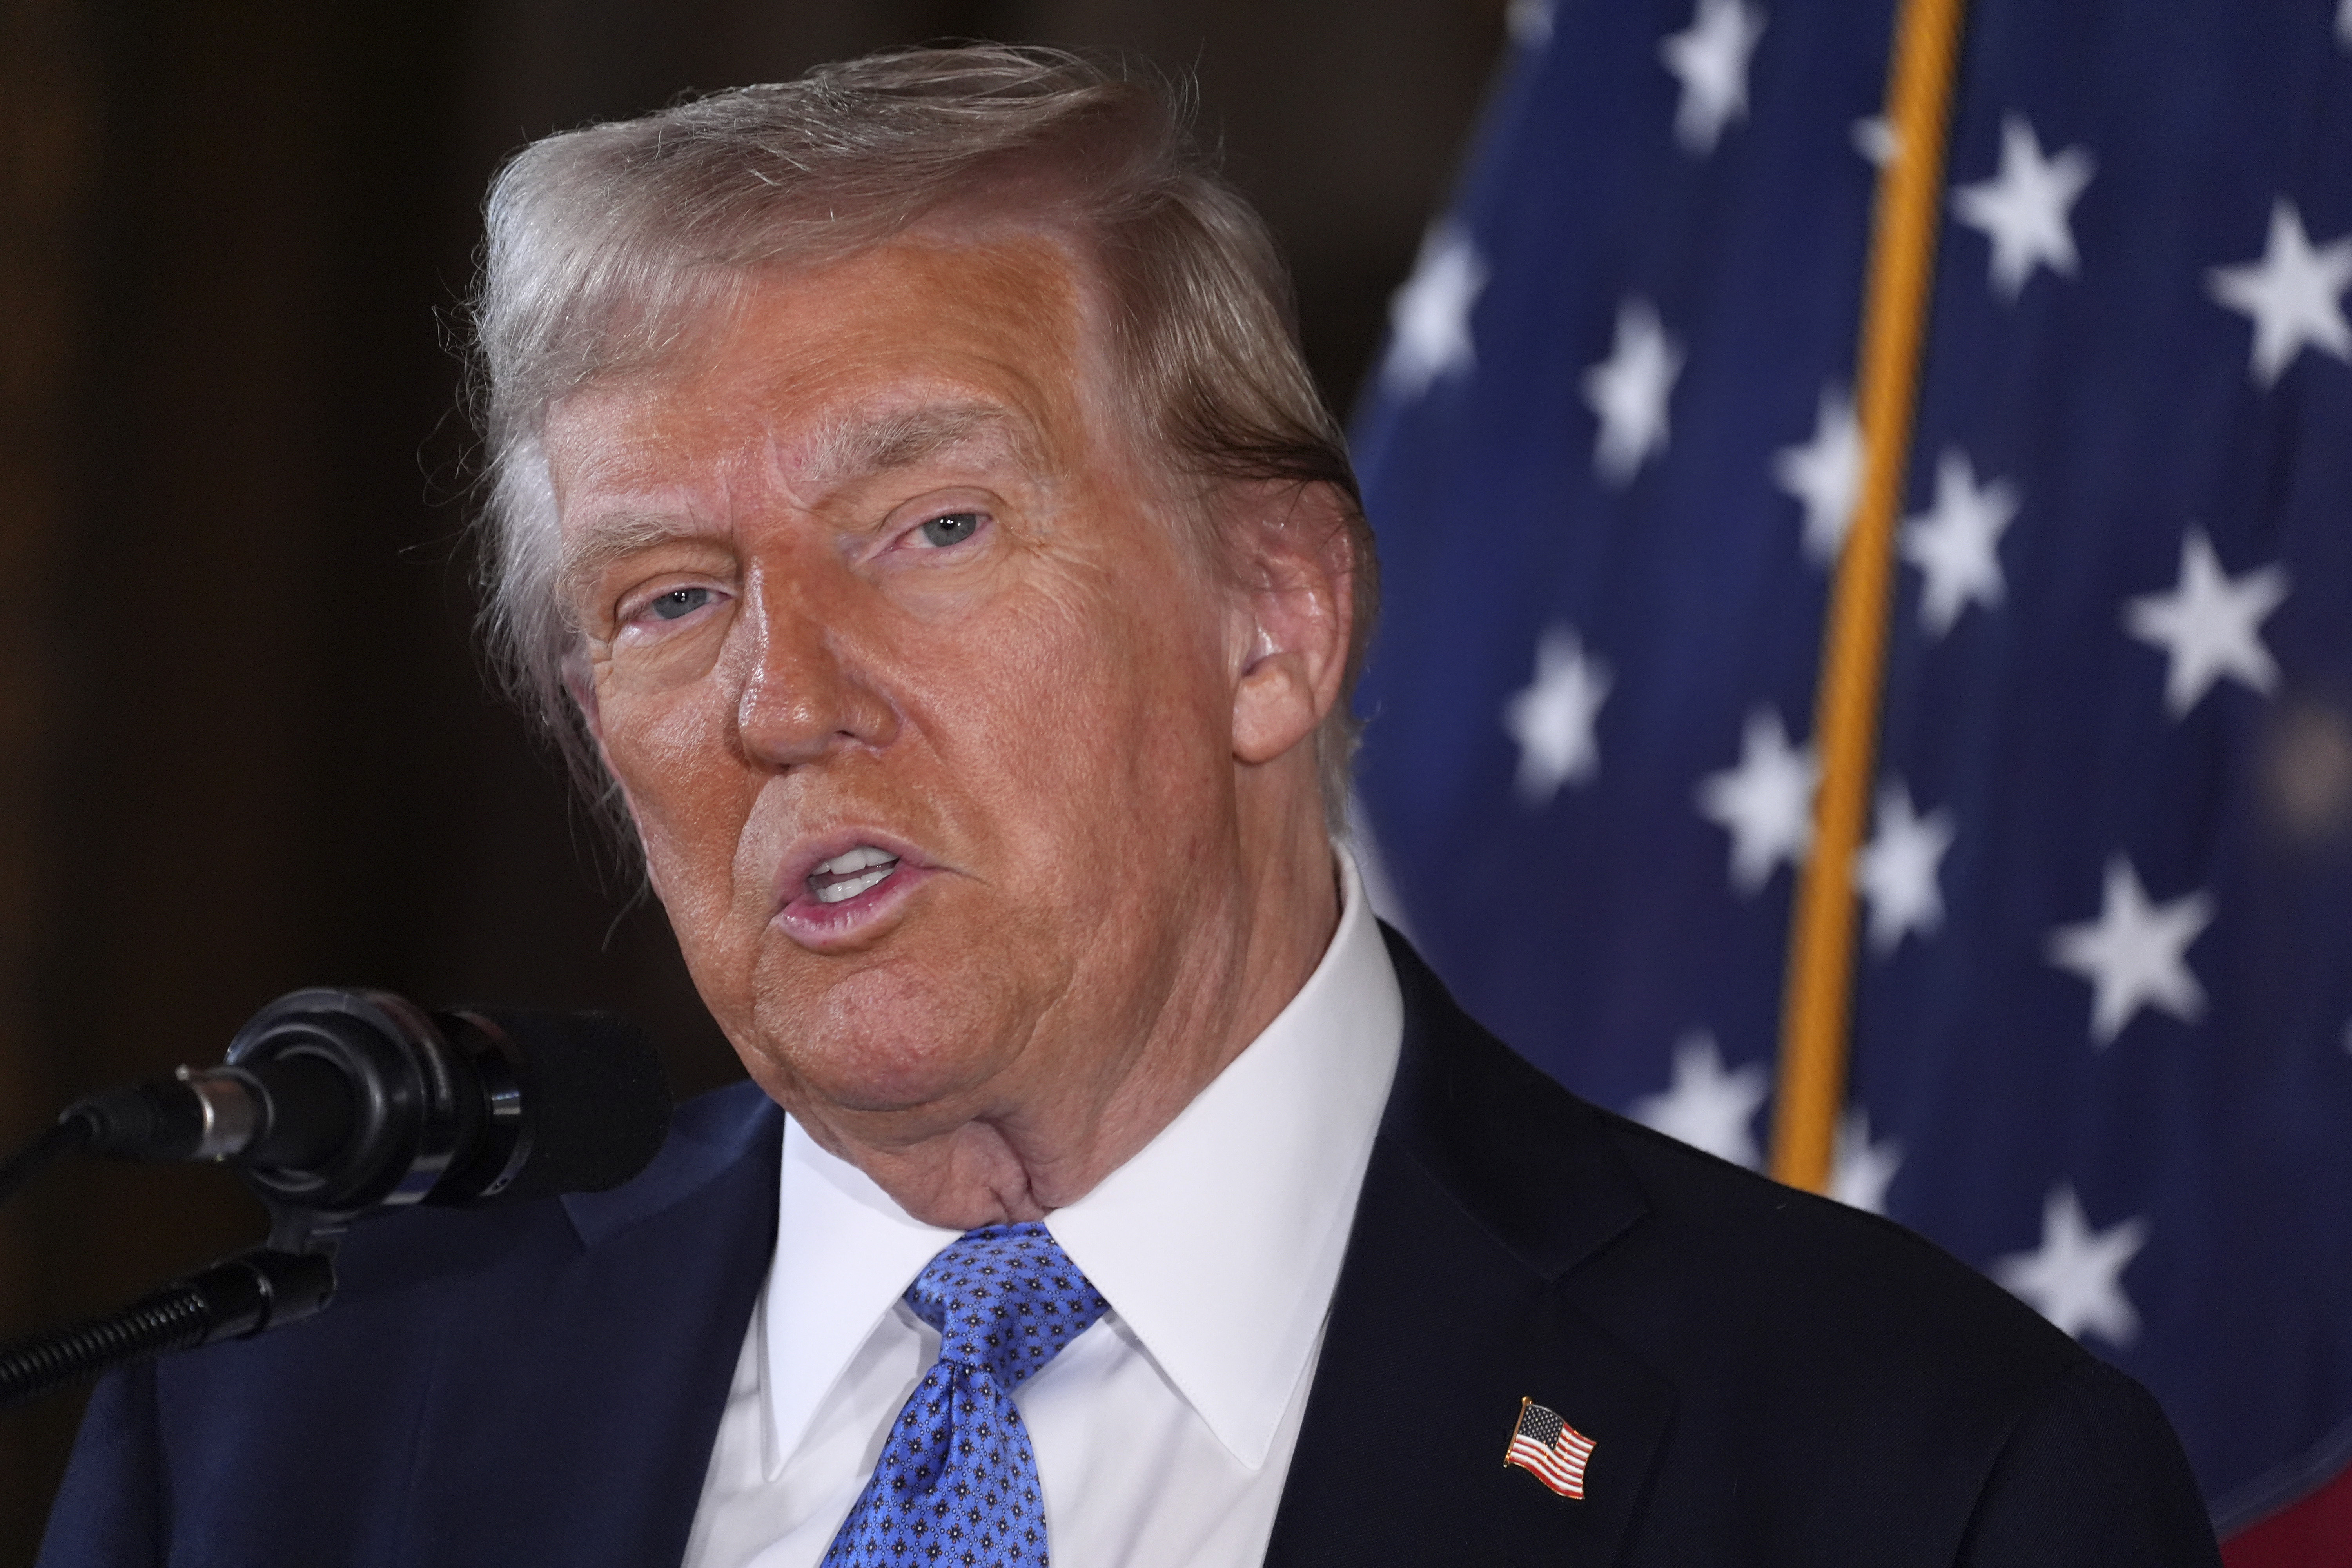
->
[906,1223,1109,1391]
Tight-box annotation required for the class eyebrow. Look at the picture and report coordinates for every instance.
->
[554,511,713,624]
[795,400,1034,488]
[552,400,1045,618]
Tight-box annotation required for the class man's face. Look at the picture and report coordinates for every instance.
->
[545,234,1260,1178]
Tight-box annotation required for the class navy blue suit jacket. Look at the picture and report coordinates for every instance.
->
[42,933,2220,1565]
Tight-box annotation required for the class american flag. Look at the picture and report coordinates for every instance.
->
[1350,0,2352,1556]
[1505,1398,1597,1499]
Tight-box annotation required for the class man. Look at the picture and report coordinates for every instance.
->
[44,44,2219,1568]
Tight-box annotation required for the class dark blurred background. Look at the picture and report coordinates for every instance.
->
[0,0,1505,1554]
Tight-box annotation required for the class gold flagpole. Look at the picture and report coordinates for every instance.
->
[1768,0,1971,1192]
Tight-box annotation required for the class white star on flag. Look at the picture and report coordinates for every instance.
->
[1507,0,1555,49]
[1773,385,1863,565]
[1504,1400,1595,1500]
[2046,857,2214,1047]
[2340,0,2352,54]
[2123,528,2291,719]
[1849,116,1898,168]
[1994,1185,2150,1348]
[1632,1031,1767,1168]
[1503,624,1612,806]
[1950,114,2095,301]
[1902,449,2019,637]
[1831,1108,1903,1215]
[1381,225,1488,397]
[1583,297,1683,486]
[1696,708,1817,893]
[1856,780,1955,955]
[2207,199,2352,387]
[1659,0,1766,155]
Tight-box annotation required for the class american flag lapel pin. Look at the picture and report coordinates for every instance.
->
[1504,1396,1596,1500]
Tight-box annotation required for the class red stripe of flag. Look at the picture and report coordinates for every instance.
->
[1505,1401,1595,1499]
[2223,1459,2352,1568]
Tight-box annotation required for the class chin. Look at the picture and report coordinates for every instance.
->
[746,944,1028,1118]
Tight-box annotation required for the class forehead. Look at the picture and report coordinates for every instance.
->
[544,231,1109,502]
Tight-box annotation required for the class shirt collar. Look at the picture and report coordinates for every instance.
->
[764,1113,960,1475]
[763,846,1403,1474]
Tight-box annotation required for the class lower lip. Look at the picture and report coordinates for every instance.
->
[773,861,936,948]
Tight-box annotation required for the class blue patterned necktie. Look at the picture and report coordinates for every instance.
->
[822,1222,1110,1568]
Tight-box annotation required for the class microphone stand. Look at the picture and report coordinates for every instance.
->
[0,985,456,1410]
[0,985,668,1410]
[0,1208,341,1412]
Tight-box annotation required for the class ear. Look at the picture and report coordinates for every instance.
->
[1227,481,1357,768]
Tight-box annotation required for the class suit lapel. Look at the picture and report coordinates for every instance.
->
[397,1083,784,1566]
[389,942,1666,1564]
[1265,931,1675,1566]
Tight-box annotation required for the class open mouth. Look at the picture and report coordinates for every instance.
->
[806,844,901,904]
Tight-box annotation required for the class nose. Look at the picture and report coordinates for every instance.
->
[733,562,900,769]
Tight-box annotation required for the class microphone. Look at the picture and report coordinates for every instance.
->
[0,989,673,1410]
[63,988,671,1221]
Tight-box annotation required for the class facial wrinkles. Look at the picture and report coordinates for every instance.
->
[554,403,762,647]
[993,565,1238,1081]
[563,470,771,984]
[942,280,1251,1134]
[553,234,1314,1224]
[745,492,1193,1150]
[782,401,1037,495]
[558,512,699,631]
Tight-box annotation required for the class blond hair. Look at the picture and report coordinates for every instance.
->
[472,44,1376,829]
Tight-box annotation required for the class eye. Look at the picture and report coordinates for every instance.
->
[644,586,715,622]
[915,511,982,548]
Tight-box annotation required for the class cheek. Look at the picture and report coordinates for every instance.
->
[596,672,758,932]
[945,566,1232,876]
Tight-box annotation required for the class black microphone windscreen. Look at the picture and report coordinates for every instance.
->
[468,1009,671,1204]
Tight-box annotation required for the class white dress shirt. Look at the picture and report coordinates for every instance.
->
[684,849,1404,1568]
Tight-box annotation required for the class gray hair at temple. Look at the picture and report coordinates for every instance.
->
[470,43,1378,833]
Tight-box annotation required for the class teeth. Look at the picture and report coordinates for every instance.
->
[806,844,902,906]
[813,868,892,904]
[815,845,897,876]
